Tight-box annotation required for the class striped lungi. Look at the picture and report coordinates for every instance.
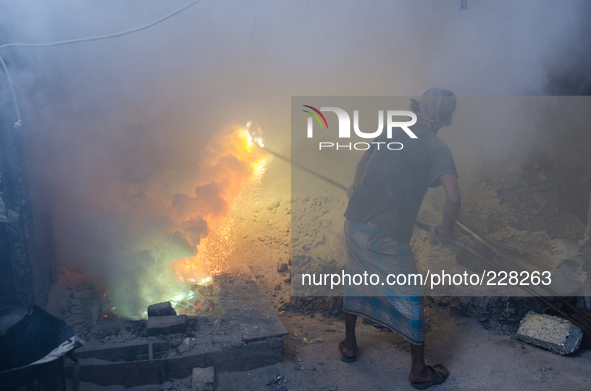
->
[343,218,425,345]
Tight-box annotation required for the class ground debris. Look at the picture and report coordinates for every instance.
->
[516,311,583,355]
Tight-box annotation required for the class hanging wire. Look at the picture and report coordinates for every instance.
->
[0,0,202,128]
[0,56,21,128]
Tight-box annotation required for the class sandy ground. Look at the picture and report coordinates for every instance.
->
[213,308,591,391]
[218,158,591,391]
[80,308,591,391]
[74,153,591,391]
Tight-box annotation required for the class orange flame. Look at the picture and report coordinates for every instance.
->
[170,123,267,283]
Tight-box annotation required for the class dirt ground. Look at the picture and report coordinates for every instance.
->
[214,307,591,391]
[218,157,591,391]
[74,150,591,391]
[81,308,591,391]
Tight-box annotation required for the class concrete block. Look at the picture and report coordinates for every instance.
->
[192,367,214,391]
[78,337,283,387]
[516,311,583,355]
[147,301,176,317]
[76,341,149,361]
[146,315,187,336]
[77,265,285,388]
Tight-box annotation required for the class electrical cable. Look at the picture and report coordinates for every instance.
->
[0,55,21,128]
[0,0,202,128]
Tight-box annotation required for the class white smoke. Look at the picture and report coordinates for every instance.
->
[0,0,586,317]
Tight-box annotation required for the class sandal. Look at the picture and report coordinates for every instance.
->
[410,364,449,389]
[338,340,357,363]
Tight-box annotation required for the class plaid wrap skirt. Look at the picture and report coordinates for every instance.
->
[343,219,425,345]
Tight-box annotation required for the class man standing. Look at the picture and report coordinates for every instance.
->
[340,89,461,389]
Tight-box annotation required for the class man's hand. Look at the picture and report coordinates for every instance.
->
[430,224,455,247]
[436,225,454,239]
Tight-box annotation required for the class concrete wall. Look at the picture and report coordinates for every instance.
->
[0,71,54,307]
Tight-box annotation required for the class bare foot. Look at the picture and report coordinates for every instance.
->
[339,337,357,359]
[409,364,449,389]
[408,365,437,383]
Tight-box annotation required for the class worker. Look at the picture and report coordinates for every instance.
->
[340,88,461,389]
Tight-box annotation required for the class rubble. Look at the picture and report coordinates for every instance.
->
[146,315,187,336]
[192,367,215,391]
[515,311,583,355]
[148,301,177,317]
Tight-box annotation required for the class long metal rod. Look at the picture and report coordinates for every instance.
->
[267,145,591,334]
[262,147,348,191]
[414,221,591,334]
[454,222,591,332]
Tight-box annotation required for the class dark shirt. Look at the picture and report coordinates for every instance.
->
[344,124,458,243]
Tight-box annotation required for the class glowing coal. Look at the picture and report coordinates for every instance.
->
[170,123,267,281]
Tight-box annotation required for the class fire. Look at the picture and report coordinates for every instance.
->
[170,122,267,284]
[100,122,267,319]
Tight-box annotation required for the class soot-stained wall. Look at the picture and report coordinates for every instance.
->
[0,75,54,307]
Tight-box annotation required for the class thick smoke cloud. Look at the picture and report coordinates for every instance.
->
[0,0,586,317]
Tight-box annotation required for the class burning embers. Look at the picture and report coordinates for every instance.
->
[99,281,219,323]
[170,123,267,283]
[87,122,269,320]
[91,122,268,320]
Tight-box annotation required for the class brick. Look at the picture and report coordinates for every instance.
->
[147,301,177,317]
[192,367,214,391]
[146,315,187,336]
[516,311,583,355]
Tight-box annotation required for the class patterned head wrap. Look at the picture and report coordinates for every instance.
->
[410,88,456,132]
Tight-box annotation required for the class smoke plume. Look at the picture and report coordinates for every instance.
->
[0,0,587,317]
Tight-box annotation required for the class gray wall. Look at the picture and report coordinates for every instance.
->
[0,72,54,307]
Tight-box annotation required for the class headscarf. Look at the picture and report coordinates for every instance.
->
[410,88,456,132]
